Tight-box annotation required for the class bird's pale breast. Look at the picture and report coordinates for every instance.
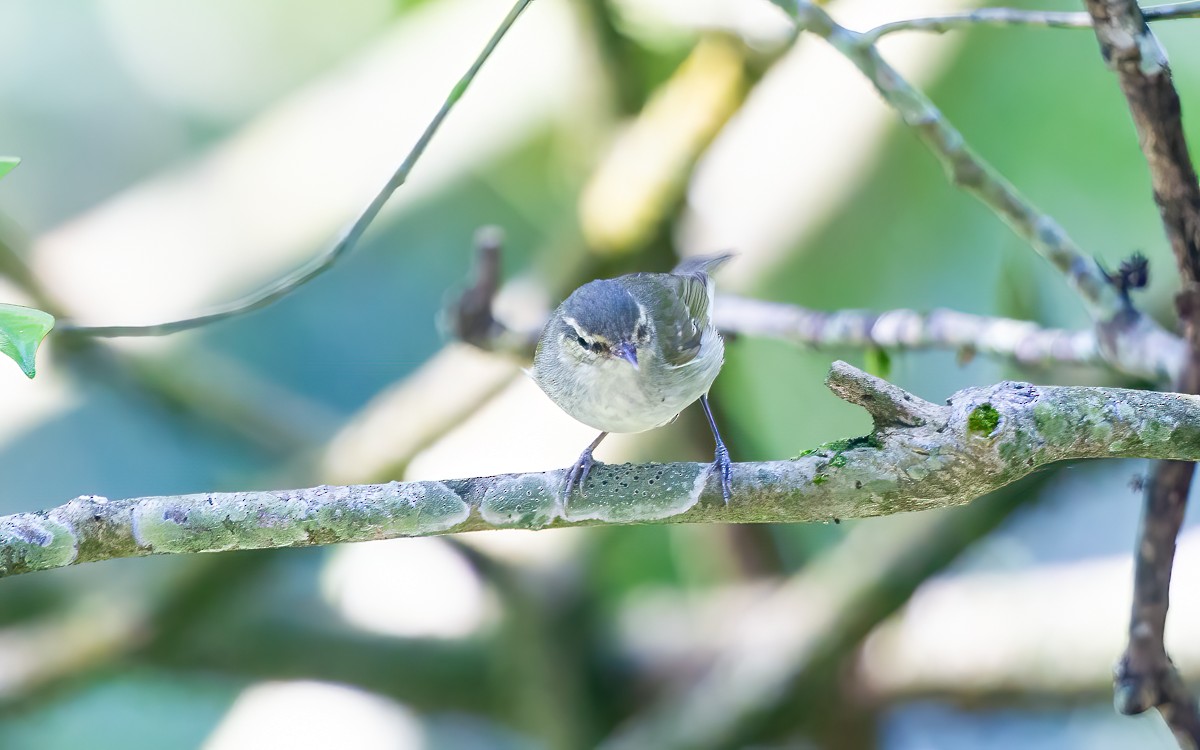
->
[534,326,724,433]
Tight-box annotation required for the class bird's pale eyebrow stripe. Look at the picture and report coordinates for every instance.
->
[562,316,591,340]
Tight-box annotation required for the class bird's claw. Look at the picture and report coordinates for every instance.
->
[714,443,733,504]
[564,448,598,500]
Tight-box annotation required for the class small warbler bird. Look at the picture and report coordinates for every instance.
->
[531,253,735,502]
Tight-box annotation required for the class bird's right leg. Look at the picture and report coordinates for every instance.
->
[565,431,608,499]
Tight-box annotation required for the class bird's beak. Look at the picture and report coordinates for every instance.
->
[615,342,639,370]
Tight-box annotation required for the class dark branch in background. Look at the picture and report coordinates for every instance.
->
[444,227,539,357]
[54,0,536,339]
[862,1,1200,43]
[447,233,1185,379]
[1085,0,1200,745]
[446,227,504,344]
[1099,251,1152,305]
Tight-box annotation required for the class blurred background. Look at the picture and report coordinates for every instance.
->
[0,0,1198,747]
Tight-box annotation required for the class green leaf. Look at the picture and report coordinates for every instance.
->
[864,347,891,380]
[0,304,55,378]
[0,157,20,181]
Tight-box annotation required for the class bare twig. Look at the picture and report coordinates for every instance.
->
[444,227,543,359]
[447,226,506,347]
[770,0,1179,381]
[4,362,1200,579]
[448,240,1185,380]
[56,0,536,338]
[717,296,1184,381]
[825,360,943,428]
[862,2,1200,44]
[776,0,1117,316]
[1085,0,1200,743]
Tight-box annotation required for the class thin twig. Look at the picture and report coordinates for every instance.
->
[449,239,1185,381]
[775,0,1118,317]
[4,363,1200,579]
[716,296,1183,381]
[771,0,1181,376]
[862,2,1200,44]
[1084,0,1200,744]
[57,0,537,338]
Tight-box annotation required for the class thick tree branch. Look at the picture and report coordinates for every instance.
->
[4,362,1200,579]
[1085,0,1200,743]
[862,2,1200,44]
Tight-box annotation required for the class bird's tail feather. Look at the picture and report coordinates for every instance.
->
[672,252,735,277]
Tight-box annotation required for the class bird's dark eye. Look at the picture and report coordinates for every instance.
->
[572,334,606,354]
[636,323,649,340]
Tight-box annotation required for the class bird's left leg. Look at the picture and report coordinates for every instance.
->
[699,394,733,503]
[565,431,608,499]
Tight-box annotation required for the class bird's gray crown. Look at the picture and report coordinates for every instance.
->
[559,279,643,343]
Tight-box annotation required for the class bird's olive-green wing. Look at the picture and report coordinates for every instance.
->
[671,254,731,324]
[628,253,732,366]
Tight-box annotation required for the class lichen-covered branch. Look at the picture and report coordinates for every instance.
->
[449,237,1186,380]
[4,362,1200,580]
[717,296,1183,381]
[772,0,1180,381]
[862,2,1200,44]
[1085,0,1200,743]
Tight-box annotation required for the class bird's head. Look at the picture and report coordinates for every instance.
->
[554,279,650,369]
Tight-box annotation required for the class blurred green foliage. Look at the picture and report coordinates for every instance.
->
[0,0,1195,748]
[0,157,18,181]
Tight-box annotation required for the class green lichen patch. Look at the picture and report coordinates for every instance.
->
[53,496,146,565]
[133,482,470,553]
[480,474,563,528]
[968,403,1000,435]
[796,432,883,484]
[0,514,76,575]
[800,433,880,486]
[796,433,882,459]
[310,482,469,540]
[565,462,706,523]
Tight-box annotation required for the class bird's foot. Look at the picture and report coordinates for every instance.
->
[713,442,733,504]
[564,448,599,500]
